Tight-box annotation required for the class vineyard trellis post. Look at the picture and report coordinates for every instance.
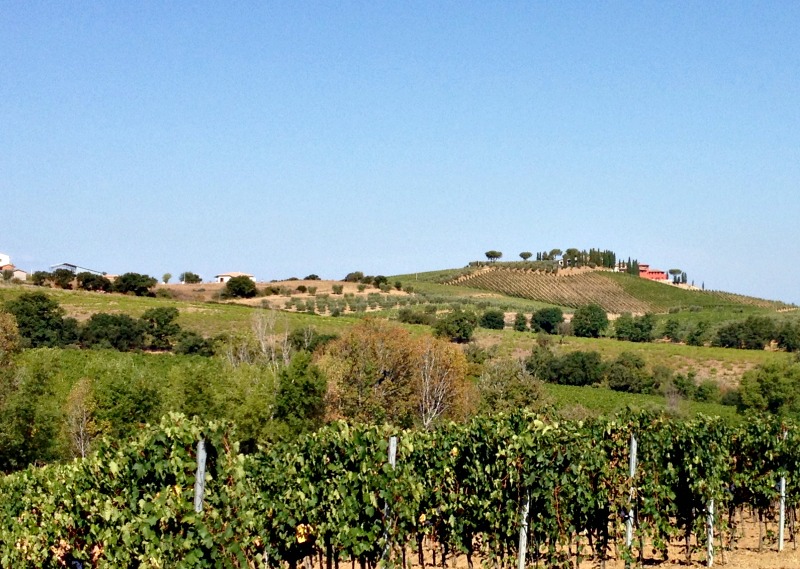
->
[707,499,714,568]
[779,476,786,551]
[779,428,788,552]
[517,493,531,569]
[381,436,398,563]
[194,439,207,513]
[625,435,638,549]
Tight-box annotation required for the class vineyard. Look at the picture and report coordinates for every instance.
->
[447,269,652,313]
[446,268,792,314]
[3,412,800,568]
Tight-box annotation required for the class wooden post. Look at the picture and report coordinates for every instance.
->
[707,499,714,568]
[194,439,207,513]
[517,493,531,569]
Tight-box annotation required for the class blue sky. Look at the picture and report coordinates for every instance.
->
[2,2,798,303]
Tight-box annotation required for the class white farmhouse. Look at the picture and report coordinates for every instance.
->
[0,253,10,267]
[214,272,255,283]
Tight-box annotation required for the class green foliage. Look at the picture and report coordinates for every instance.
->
[714,316,777,350]
[80,313,146,351]
[484,250,502,262]
[433,310,478,343]
[140,307,181,350]
[174,331,215,356]
[179,271,202,284]
[274,352,326,436]
[738,360,800,416]
[531,307,563,334]
[331,284,344,295]
[571,303,608,338]
[4,292,77,348]
[605,351,654,393]
[778,320,800,352]
[30,271,50,286]
[76,272,111,292]
[513,312,528,332]
[397,307,436,326]
[477,359,545,413]
[162,272,172,284]
[113,272,158,296]
[288,326,338,353]
[613,313,655,343]
[51,268,75,289]
[479,308,505,330]
[223,276,257,299]
[549,350,604,386]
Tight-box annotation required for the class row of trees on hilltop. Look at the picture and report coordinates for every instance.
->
[483,248,618,269]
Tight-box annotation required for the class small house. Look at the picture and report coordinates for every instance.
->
[214,272,255,283]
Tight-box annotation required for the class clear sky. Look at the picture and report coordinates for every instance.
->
[2,2,798,303]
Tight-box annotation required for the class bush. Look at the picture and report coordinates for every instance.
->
[174,331,215,356]
[605,352,653,393]
[179,272,202,284]
[4,293,77,348]
[513,313,528,332]
[397,308,436,326]
[113,273,158,296]
[223,276,257,299]
[571,304,608,338]
[531,308,563,334]
[434,310,478,343]
[550,351,604,386]
[332,284,344,295]
[613,313,655,343]
[479,309,506,330]
[80,313,146,351]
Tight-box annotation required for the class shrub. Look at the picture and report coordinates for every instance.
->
[513,313,528,332]
[174,331,215,356]
[4,293,77,348]
[571,304,608,338]
[179,272,202,284]
[80,313,146,351]
[332,284,344,295]
[550,351,604,386]
[531,308,563,334]
[479,309,506,330]
[434,310,478,343]
[113,273,158,296]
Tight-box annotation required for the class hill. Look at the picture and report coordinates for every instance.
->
[435,265,792,314]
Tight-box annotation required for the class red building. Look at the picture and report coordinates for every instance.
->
[638,264,669,281]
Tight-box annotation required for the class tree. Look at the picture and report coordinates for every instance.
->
[484,250,502,263]
[519,252,533,261]
[477,358,545,414]
[614,313,655,343]
[433,310,478,343]
[1,270,12,283]
[416,336,470,429]
[317,319,417,426]
[80,313,146,351]
[140,307,181,350]
[76,272,111,292]
[224,275,257,298]
[549,248,563,260]
[343,271,364,282]
[550,350,604,386]
[606,352,653,393]
[531,307,563,334]
[162,273,172,284]
[31,271,50,286]
[663,318,683,343]
[513,313,528,332]
[51,268,75,289]
[274,351,327,435]
[0,312,21,368]
[669,268,682,283]
[113,272,157,296]
[777,321,800,352]
[179,272,202,284]
[479,309,506,330]
[571,304,608,338]
[4,293,77,348]
[738,361,800,417]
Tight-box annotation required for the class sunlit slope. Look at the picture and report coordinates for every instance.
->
[446,267,790,313]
